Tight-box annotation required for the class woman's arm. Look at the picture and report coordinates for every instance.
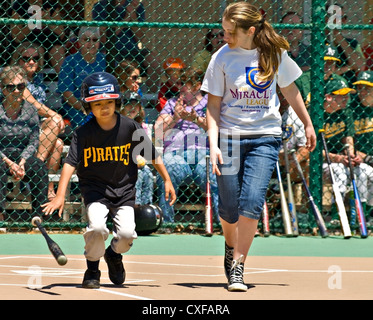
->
[206,93,223,175]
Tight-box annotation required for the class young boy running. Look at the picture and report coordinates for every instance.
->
[42,72,176,289]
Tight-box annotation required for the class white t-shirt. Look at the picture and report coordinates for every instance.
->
[201,44,302,136]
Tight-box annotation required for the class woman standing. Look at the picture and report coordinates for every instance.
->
[202,2,316,291]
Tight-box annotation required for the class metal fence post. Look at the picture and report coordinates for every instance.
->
[309,0,326,218]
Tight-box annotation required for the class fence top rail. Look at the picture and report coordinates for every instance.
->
[0,18,372,30]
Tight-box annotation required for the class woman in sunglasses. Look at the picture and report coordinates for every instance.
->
[12,42,65,201]
[0,66,48,222]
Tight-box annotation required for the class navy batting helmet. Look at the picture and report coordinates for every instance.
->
[81,72,122,111]
[135,204,163,235]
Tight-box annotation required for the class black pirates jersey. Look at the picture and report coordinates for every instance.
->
[65,113,158,207]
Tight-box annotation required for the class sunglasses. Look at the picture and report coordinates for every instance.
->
[4,83,26,92]
[82,37,100,43]
[131,75,141,81]
[20,55,40,63]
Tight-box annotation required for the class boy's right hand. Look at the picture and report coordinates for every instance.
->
[41,195,65,217]
[164,180,176,206]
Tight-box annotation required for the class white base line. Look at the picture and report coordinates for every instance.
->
[96,288,153,300]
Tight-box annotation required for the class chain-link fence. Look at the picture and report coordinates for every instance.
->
[0,0,372,234]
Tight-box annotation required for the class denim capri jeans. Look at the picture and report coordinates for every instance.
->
[217,135,281,223]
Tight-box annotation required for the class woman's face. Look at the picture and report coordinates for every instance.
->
[180,81,200,104]
[122,102,141,119]
[18,48,41,76]
[222,18,255,50]
[124,69,141,92]
[209,28,225,51]
[2,74,26,103]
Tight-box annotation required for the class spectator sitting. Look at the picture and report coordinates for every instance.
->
[326,4,365,84]
[92,0,161,92]
[156,58,186,112]
[120,92,154,205]
[114,60,143,98]
[154,69,219,222]
[12,42,65,200]
[361,18,373,71]
[191,26,225,73]
[9,0,66,73]
[57,27,106,129]
[295,43,341,107]
[0,66,48,221]
[280,11,311,72]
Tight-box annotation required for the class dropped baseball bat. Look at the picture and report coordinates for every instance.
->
[262,200,270,237]
[275,161,293,237]
[319,130,351,239]
[205,155,213,237]
[291,151,329,238]
[345,145,368,238]
[31,216,68,265]
[282,140,299,236]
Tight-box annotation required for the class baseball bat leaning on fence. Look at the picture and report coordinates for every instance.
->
[319,130,351,238]
[275,161,293,237]
[262,200,270,237]
[290,150,329,238]
[204,155,213,237]
[344,145,368,238]
[31,216,68,265]
[282,140,299,236]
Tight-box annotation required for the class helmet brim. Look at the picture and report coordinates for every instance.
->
[83,93,121,103]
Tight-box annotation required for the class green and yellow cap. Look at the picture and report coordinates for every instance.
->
[324,44,342,63]
[353,71,373,87]
[325,75,356,95]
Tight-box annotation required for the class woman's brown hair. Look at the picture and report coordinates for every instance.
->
[223,2,289,82]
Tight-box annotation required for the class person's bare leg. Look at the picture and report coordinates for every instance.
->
[234,215,258,262]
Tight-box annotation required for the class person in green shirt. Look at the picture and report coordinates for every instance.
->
[191,26,225,73]
[351,70,373,221]
[323,76,373,225]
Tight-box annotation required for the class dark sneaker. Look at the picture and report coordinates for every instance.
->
[224,242,234,280]
[104,249,125,285]
[82,269,101,289]
[228,255,247,292]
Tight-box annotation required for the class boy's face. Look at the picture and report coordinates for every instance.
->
[90,99,116,119]
[356,84,373,106]
[324,93,350,113]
